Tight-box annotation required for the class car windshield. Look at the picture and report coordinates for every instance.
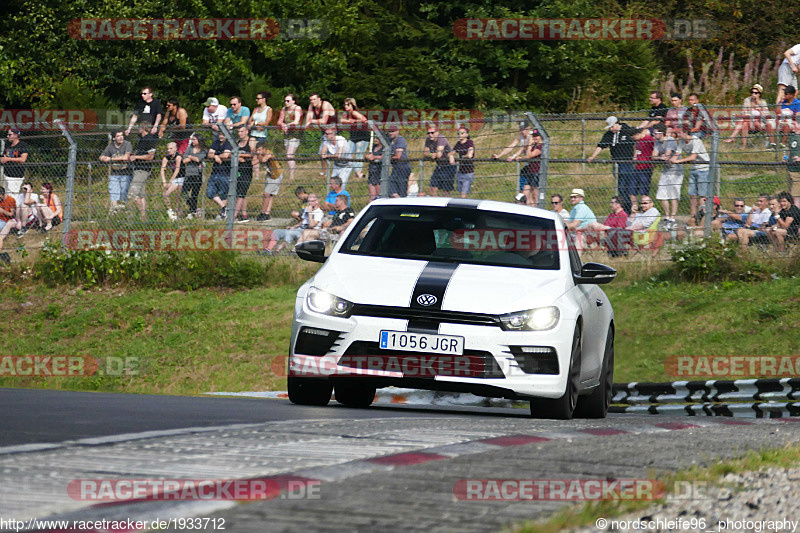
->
[340,205,560,270]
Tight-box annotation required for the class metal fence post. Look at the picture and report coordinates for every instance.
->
[369,121,391,198]
[55,120,77,242]
[702,106,719,238]
[219,124,238,231]
[526,112,549,207]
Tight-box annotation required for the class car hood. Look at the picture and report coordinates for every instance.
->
[311,254,569,314]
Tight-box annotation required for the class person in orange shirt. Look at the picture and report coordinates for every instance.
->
[0,186,17,263]
[36,182,62,231]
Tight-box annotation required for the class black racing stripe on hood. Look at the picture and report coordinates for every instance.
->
[408,261,459,333]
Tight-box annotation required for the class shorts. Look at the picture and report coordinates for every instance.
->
[108,174,131,203]
[272,228,303,244]
[687,167,712,197]
[456,172,475,195]
[778,62,798,88]
[264,176,283,196]
[388,167,411,197]
[519,167,540,190]
[656,170,684,200]
[284,137,301,152]
[430,165,455,191]
[368,165,382,186]
[4,176,23,195]
[0,220,6,232]
[206,173,229,200]
[236,168,252,198]
[128,169,150,199]
[170,176,185,187]
[632,167,653,196]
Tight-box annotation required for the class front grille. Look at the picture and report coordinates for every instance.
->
[341,341,505,378]
[508,346,559,375]
[350,304,501,327]
[294,327,342,356]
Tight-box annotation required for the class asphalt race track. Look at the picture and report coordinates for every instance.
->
[3,388,800,532]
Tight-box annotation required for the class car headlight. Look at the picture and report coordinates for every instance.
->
[500,306,560,331]
[306,287,354,318]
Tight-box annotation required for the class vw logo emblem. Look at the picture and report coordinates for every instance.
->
[416,294,437,306]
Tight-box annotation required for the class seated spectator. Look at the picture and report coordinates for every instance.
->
[13,182,40,236]
[718,198,749,242]
[36,182,62,231]
[724,84,775,148]
[322,177,350,214]
[737,194,773,245]
[264,193,323,253]
[0,186,16,263]
[766,191,800,252]
[551,194,570,219]
[583,196,628,251]
[564,189,597,231]
[692,195,721,231]
[290,186,310,222]
[301,194,355,242]
[626,196,660,232]
[319,127,353,186]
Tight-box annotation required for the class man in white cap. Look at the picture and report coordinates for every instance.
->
[587,116,643,214]
[202,97,228,132]
[564,188,596,231]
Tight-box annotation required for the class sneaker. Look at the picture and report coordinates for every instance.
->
[185,213,195,220]
[167,208,177,221]
[216,207,227,220]
[0,252,10,264]
[256,213,271,222]
[768,143,777,151]
[16,228,27,238]
[235,215,250,224]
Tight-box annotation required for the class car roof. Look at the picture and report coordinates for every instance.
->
[368,197,560,222]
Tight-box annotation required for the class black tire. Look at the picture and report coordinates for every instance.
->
[287,376,332,406]
[334,382,377,408]
[530,323,582,420]
[574,325,614,419]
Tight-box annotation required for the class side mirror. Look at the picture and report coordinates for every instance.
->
[574,262,616,285]
[295,240,327,263]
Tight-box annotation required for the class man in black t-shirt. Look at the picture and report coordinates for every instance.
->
[587,116,644,214]
[128,123,158,219]
[639,91,668,132]
[767,191,800,252]
[126,87,162,136]
[1,129,29,194]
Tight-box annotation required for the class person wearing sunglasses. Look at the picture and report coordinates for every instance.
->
[724,84,775,148]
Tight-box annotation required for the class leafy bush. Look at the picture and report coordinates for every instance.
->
[657,239,769,283]
[30,242,319,289]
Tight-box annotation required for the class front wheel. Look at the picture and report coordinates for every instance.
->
[530,323,581,420]
[288,376,333,406]
[574,325,614,419]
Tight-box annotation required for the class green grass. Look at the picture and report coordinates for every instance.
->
[2,275,800,394]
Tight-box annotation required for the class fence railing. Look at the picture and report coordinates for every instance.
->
[1,109,798,262]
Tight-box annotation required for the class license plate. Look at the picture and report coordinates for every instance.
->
[379,330,464,355]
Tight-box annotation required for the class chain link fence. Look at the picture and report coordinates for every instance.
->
[1,110,798,263]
